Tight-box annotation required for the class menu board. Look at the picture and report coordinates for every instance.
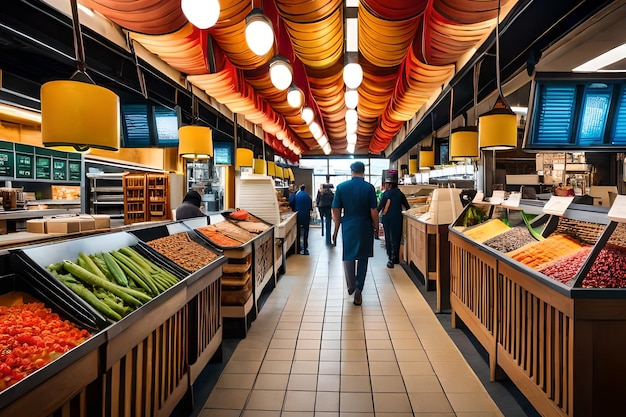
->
[53,159,67,181]
[15,154,33,179]
[0,150,14,177]
[36,156,51,180]
[69,160,81,181]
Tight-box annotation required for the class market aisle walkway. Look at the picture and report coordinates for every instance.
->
[199,233,504,417]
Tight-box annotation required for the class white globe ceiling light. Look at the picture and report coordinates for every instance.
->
[318,135,328,148]
[347,143,355,154]
[345,109,358,124]
[345,89,358,109]
[346,121,357,134]
[313,128,323,140]
[269,56,293,91]
[343,62,363,89]
[347,132,357,145]
[287,85,303,108]
[309,121,321,137]
[245,9,274,56]
[301,107,314,125]
[323,142,332,155]
[276,130,286,140]
[181,0,221,29]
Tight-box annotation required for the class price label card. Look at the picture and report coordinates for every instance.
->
[503,192,521,208]
[543,196,575,216]
[472,192,484,203]
[608,195,626,223]
[490,190,506,205]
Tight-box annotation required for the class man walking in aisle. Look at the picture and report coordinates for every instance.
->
[316,175,334,245]
[378,170,410,268]
[290,184,312,255]
[331,161,379,305]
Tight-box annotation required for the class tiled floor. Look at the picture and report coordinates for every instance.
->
[199,233,505,417]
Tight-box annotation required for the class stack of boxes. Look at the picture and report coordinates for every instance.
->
[26,214,110,234]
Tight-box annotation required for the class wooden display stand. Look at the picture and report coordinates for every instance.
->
[124,173,171,225]
[123,173,146,224]
[449,202,626,417]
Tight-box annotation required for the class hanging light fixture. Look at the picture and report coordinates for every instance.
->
[347,133,357,145]
[178,125,213,159]
[323,142,332,155]
[478,0,517,150]
[287,84,303,108]
[269,55,293,91]
[450,127,479,160]
[419,148,435,168]
[343,62,363,90]
[236,148,254,169]
[182,0,221,29]
[345,109,358,125]
[245,8,274,56]
[302,107,314,125]
[345,89,358,109]
[42,0,119,152]
[346,143,355,154]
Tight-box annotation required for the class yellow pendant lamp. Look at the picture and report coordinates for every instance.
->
[450,126,479,160]
[267,161,276,177]
[276,166,284,179]
[236,148,254,169]
[409,158,418,174]
[419,148,435,168]
[479,97,517,150]
[178,125,213,159]
[253,158,266,174]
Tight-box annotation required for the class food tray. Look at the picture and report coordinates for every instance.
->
[0,273,105,410]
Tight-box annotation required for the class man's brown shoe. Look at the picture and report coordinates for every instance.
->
[353,289,362,306]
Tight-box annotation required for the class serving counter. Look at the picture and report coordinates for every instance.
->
[449,200,626,417]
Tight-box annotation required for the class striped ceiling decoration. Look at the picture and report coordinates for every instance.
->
[78,0,516,159]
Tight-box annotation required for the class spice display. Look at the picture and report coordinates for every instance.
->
[507,234,585,270]
[236,221,269,234]
[555,217,605,245]
[213,221,255,243]
[462,219,510,243]
[0,302,91,390]
[483,226,537,253]
[538,247,592,285]
[146,233,218,272]
[196,225,244,247]
[45,247,179,321]
[582,245,626,288]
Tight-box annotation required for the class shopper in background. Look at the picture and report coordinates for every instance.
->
[290,184,313,255]
[377,170,410,269]
[316,175,334,245]
[175,190,209,221]
[331,161,379,306]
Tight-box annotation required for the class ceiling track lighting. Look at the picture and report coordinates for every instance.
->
[245,7,274,56]
[269,55,293,91]
[479,0,517,151]
[181,0,220,29]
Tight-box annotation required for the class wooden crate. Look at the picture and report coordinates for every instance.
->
[147,174,170,222]
[123,173,146,225]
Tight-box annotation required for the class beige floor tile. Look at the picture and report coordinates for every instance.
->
[314,412,339,417]
[299,330,323,340]
[321,339,342,349]
[205,388,250,409]
[372,392,412,413]
[324,316,342,323]
[339,392,374,413]
[340,375,372,392]
[245,390,285,411]
[198,409,242,417]
[373,413,413,417]
[456,413,503,417]
[323,322,342,331]
[341,330,365,340]
[294,349,320,361]
[402,375,443,393]
[216,373,257,390]
[437,374,486,393]
[317,374,340,391]
[288,374,318,391]
[385,321,414,331]
[223,360,263,374]
[393,349,428,362]
[264,348,295,361]
[369,361,400,376]
[446,393,502,413]
[274,329,299,339]
[365,339,393,350]
[341,339,366,350]
[391,339,423,350]
[242,410,281,417]
[254,374,289,390]
[398,361,435,376]
[297,339,322,350]
[300,322,324,331]
[336,413,373,417]
[320,349,341,361]
[259,360,292,374]
[276,322,301,330]
[341,349,368,362]
[281,413,313,417]
[230,348,268,361]
[370,375,406,393]
[283,390,316,411]
[388,330,418,340]
[322,330,342,340]
[365,330,390,340]
[269,338,297,349]
[363,321,387,330]
[316,391,340,412]
[318,360,341,375]
[408,392,453,413]
[291,360,319,374]
[366,349,396,362]
[425,349,465,362]
[341,361,369,376]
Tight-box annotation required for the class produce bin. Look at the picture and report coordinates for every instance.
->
[13,231,190,417]
[128,221,227,384]
[449,200,626,417]
[0,270,105,417]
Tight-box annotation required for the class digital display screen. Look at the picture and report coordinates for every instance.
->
[154,106,180,146]
[214,141,233,165]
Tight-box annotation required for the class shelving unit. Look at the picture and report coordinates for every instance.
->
[147,173,170,221]
[123,173,146,224]
[86,172,125,218]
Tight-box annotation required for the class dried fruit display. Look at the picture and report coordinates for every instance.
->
[462,219,510,243]
[196,226,244,247]
[213,221,255,243]
[483,226,537,253]
[582,244,626,288]
[236,221,269,233]
[538,246,592,285]
[507,234,585,270]
[146,233,218,272]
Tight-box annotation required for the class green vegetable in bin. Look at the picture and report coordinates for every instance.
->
[102,251,129,287]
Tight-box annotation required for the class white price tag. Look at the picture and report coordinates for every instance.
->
[503,192,521,208]
[472,192,484,203]
[608,195,626,223]
[490,190,506,205]
[543,196,575,216]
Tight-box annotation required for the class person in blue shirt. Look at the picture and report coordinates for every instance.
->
[377,170,410,268]
[331,161,379,305]
[289,184,313,255]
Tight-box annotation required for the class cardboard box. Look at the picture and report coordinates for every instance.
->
[91,214,110,230]
[77,216,96,231]
[46,218,81,234]
[26,219,46,234]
